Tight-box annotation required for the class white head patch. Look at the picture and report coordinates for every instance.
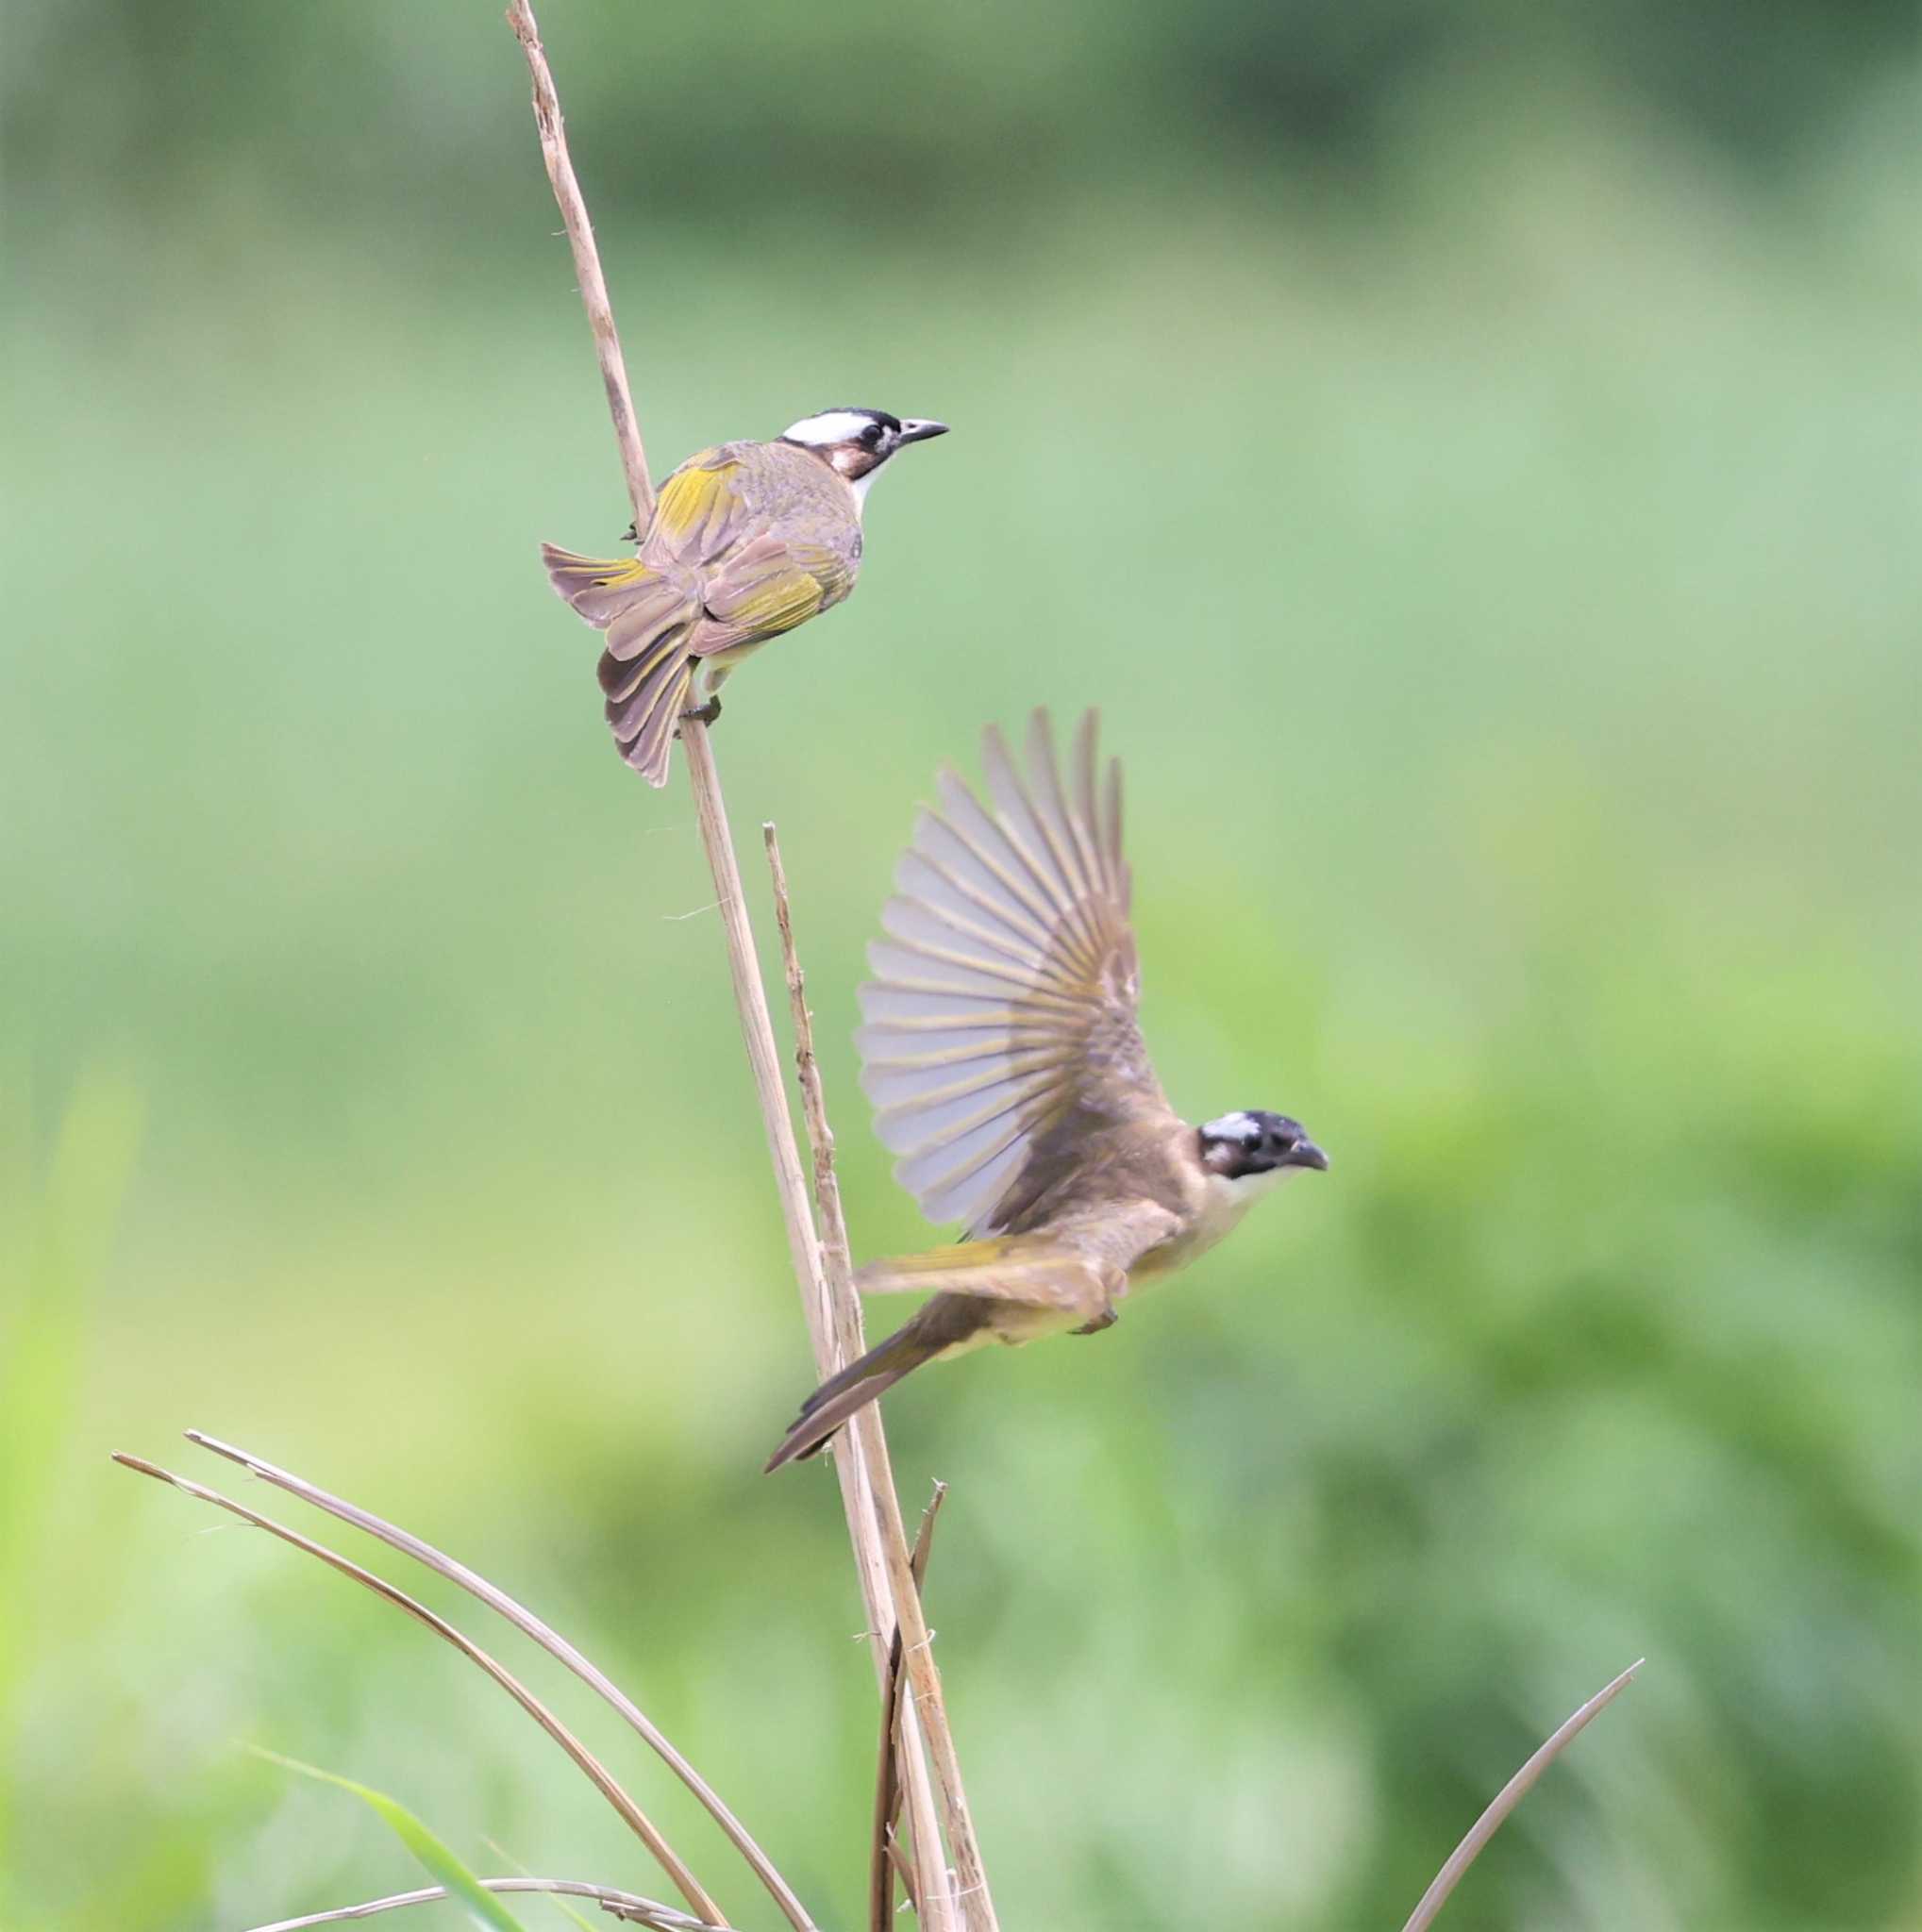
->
[782,409,879,447]
[1202,1110,1263,1146]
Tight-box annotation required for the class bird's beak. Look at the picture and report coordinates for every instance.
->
[1285,1139,1330,1173]
[896,418,950,444]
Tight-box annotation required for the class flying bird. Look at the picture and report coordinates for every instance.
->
[541,408,949,785]
[765,710,1329,1471]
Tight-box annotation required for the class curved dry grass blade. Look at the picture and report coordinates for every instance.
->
[871,1482,947,1932]
[182,1430,813,1932]
[1400,1659,1645,1932]
[485,1837,600,1932]
[112,1454,728,1928]
[245,1875,719,1931]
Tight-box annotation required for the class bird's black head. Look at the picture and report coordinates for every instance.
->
[1198,1110,1330,1180]
[780,407,949,485]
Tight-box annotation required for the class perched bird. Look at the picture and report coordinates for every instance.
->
[541,408,948,785]
[765,710,1329,1471]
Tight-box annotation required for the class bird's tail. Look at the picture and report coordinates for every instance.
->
[763,1322,944,1473]
[541,544,702,787]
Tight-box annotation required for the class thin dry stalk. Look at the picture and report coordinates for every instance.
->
[503,8,986,1926]
[1399,1658,1645,1932]
[870,1482,946,1932]
[505,0,653,529]
[247,1876,718,1931]
[113,1454,727,1928]
[679,735,952,1932]
[765,826,997,1932]
[182,1430,813,1932]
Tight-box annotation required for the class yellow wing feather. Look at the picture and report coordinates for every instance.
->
[650,458,746,556]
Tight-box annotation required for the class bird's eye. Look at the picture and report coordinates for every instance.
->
[861,424,883,447]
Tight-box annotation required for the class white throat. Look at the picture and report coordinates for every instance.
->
[1210,1164,1292,1213]
[848,468,879,515]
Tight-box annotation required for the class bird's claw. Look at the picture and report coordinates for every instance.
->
[679,694,723,727]
[1071,1304,1119,1337]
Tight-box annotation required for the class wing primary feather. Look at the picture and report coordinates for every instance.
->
[869,1045,1065,1110]
[866,1047,1072,1106]
[890,1089,1033,1173]
[860,1040,1072,1094]
[861,1038,1076,1079]
[1024,708,1111,963]
[914,808,1059,954]
[860,1051,1078,1114]
[879,893,1046,974]
[933,776,1070,951]
[894,846,1052,963]
[1071,711,1113,899]
[863,969,1097,1027]
[1049,709,1115,911]
[872,1071,1057,1154]
[1103,756,1126,902]
[978,724,1106,969]
[1003,716,1106,964]
[868,933,1065,996]
[858,984,1024,1024]
[908,1119,1031,1226]
[855,1013,1035,1049]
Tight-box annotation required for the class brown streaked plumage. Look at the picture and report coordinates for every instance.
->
[764,710,1329,1471]
[541,408,947,786]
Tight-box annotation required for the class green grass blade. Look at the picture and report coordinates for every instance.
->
[250,1748,531,1932]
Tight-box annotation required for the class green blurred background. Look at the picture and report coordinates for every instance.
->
[4,0,1919,1925]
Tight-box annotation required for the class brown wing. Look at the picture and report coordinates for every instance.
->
[643,446,857,656]
[642,448,758,565]
[857,709,1177,1236]
[686,530,856,658]
[854,1204,1182,1315]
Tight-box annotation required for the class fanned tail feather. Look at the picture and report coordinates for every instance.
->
[541,543,657,626]
[540,541,702,786]
[602,627,694,787]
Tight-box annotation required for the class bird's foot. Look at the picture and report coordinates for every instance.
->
[679,694,723,727]
[1071,1304,1119,1337]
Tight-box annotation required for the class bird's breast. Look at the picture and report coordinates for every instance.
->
[1129,1169,1281,1290]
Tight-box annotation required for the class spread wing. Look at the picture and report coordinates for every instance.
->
[853,1204,1182,1316]
[857,709,1177,1236]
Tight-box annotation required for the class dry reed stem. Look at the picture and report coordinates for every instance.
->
[1399,1658,1645,1932]
[112,1454,727,1927]
[870,1482,946,1932]
[763,826,997,1932]
[503,5,984,1924]
[505,1,653,528]
[679,735,952,1932]
[183,1430,813,1932]
[247,1876,719,1931]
